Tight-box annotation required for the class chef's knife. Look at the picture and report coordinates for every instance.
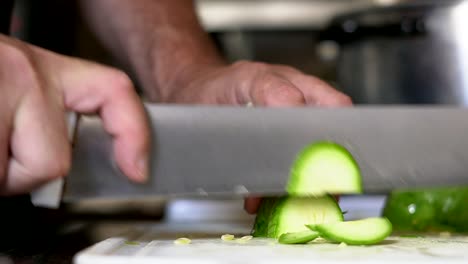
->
[31,105,468,207]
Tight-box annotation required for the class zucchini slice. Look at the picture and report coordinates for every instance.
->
[287,141,362,196]
[252,195,343,238]
[278,230,319,244]
[313,217,392,245]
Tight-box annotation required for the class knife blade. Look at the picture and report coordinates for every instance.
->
[35,105,468,204]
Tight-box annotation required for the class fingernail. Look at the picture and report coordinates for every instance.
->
[136,156,149,182]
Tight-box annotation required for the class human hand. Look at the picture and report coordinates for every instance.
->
[163,60,352,107]
[162,60,352,214]
[0,35,150,195]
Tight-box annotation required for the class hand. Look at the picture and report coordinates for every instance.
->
[162,60,352,214]
[0,34,150,195]
[163,60,352,107]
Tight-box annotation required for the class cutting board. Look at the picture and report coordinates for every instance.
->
[74,223,468,264]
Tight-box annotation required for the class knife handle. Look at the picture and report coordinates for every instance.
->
[30,112,79,208]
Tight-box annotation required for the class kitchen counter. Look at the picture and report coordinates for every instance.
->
[1,226,90,264]
[0,196,252,264]
[0,195,386,263]
[0,196,165,264]
[0,220,255,264]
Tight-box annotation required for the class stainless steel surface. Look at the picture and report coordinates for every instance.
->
[195,0,405,31]
[31,112,78,208]
[64,105,468,201]
[328,1,468,104]
[165,198,255,222]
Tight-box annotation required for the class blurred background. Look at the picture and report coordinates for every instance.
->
[13,0,468,105]
[7,0,468,225]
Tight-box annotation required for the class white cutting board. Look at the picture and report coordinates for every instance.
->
[74,223,468,264]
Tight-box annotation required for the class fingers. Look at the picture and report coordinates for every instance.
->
[247,73,306,107]
[244,196,262,214]
[298,76,352,107]
[5,91,71,195]
[280,67,352,107]
[233,62,351,108]
[0,38,149,195]
[0,42,71,195]
[52,55,150,183]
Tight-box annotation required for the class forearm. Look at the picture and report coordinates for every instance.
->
[79,0,225,101]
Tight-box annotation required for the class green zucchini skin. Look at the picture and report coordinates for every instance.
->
[313,217,392,245]
[383,187,468,233]
[251,197,281,237]
[253,142,364,239]
[252,195,343,238]
[278,230,319,244]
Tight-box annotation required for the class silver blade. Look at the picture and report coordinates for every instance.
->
[63,105,468,201]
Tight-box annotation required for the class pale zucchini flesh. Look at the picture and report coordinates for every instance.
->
[287,141,362,196]
[252,195,343,238]
[278,230,319,244]
[313,217,392,245]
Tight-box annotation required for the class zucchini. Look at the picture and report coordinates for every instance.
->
[252,195,343,238]
[251,197,280,237]
[287,141,362,196]
[382,187,468,232]
[312,217,392,245]
[252,141,390,245]
[278,230,319,244]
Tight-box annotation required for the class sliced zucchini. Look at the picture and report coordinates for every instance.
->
[278,230,319,244]
[287,141,362,196]
[221,234,235,241]
[252,195,343,238]
[313,217,392,245]
[173,238,192,245]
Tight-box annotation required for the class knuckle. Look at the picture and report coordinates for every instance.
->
[255,74,304,105]
[266,85,302,103]
[106,70,135,95]
[257,74,278,90]
[0,41,34,75]
[260,75,294,95]
[332,93,353,106]
[232,60,267,75]
[273,64,301,75]
[251,74,275,100]
[0,40,29,63]
[31,152,71,181]
[340,94,353,104]
[44,160,70,181]
[0,41,43,94]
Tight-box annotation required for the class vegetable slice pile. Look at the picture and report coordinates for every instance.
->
[252,195,343,238]
[252,141,392,246]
